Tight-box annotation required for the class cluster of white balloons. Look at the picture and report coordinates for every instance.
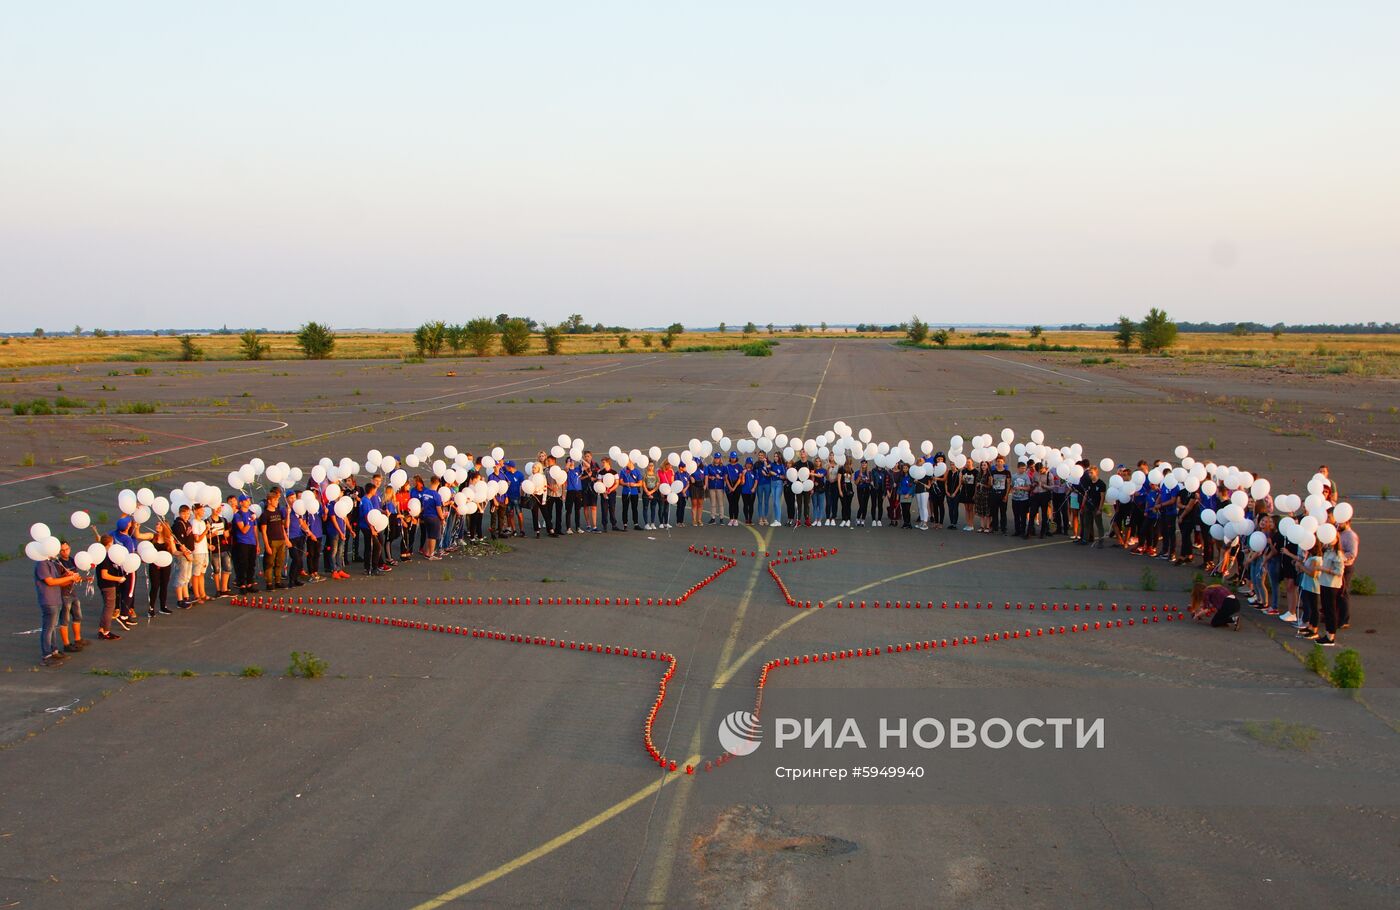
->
[25,420,1357,565]
[26,520,173,573]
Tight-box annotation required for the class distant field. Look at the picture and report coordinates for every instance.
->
[1,328,1397,376]
[0,329,887,368]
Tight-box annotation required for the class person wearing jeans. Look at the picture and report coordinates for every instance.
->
[35,552,80,665]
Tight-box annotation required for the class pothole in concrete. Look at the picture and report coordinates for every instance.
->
[690,804,857,907]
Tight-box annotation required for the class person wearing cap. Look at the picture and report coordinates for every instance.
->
[112,515,149,624]
[686,459,707,526]
[723,452,742,526]
[620,457,642,530]
[232,494,259,592]
[739,457,758,525]
[706,453,725,524]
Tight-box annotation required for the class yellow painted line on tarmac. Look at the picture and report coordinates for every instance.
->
[409,526,772,909]
[643,523,770,905]
[406,753,701,910]
[712,538,1069,688]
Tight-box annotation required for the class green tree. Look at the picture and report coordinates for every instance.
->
[177,334,204,361]
[1231,322,1250,337]
[412,321,447,357]
[820,321,828,332]
[1113,316,1136,352]
[743,321,756,334]
[717,322,727,333]
[931,329,950,346]
[463,318,497,356]
[640,332,654,347]
[1271,323,1285,339]
[1028,325,1043,338]
[791,323,808,333]
[238,330,270,360]
[563,314,585,333]
[660,332,676,350]
[618,333,631,348]
[906,315,929,344]
[495,313,510,328]
[1138,308,1178,353]
[542,325,564,355]
[92,328,109,338]
[666,323,684,336]
[499,318,532,355]
[444,323,467,354]
[767,323,775,335]
[33,327,44,337]
[72,325,82,336]
[296,322,336,359]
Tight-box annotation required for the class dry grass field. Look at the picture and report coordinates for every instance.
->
[2,328,1397,377]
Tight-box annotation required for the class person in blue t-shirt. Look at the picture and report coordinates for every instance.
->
[706,454,725,524]
[504,462,524,537]
[723,452,743,526]
[620,459,642,529]
[1154,483,1178,560]
[232,496,259,592]
[359,482,385,575]
[564,458,584,533]
[740,458,759,524]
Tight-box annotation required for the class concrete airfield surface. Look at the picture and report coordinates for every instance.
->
[1,339,1397,909]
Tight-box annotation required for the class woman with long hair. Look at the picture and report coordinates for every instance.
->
[1189,580,1241,630]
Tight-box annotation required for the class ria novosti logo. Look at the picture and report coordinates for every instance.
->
[717,710,763,756]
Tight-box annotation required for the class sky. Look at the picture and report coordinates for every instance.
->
[2,1,1397,332]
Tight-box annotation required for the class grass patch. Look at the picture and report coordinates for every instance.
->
[115,401,157,414]
[742,340,774,357]
[240,664,264,678]
[1350,575,1377,596]
[1241,719,1321,752]
[994,387,1016,396]
[1139,567,1157,591]
[1332,649,1365,688]
[12,398,54,415]
[1305,644,1330,678]
[287,651,328,679]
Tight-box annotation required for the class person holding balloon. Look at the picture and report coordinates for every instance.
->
[55,540,87,653]
[34,538,82,665]
[94,535,128,639]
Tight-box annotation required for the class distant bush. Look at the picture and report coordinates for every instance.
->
[742,341,773,357]
[12,398,53,415]
[116,402,157,414]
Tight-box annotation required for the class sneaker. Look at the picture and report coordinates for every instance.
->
[963,526,973,531]
[1278,612,1296,623]
[73,639,89,650]
[41,655,61,667]
[1318,637,1337,647]
[159,605,174,615]
[1263,608,1280,616]
[99,630,122,640]
[63,643,82,653]
[114,616,132,631]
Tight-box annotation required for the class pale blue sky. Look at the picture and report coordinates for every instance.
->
[2,2,1397,331]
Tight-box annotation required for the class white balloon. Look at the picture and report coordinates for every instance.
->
[117,490,138,514]
[155,550,173,568]
[41,536,61,558]
[334,497,354,518]
[74,551,94,572]
[86,543,106,564]
[1030,429,1045,444]
[152,496,170,517]
[1316,523,1338,545]
[1333,502,1353,523]
[25,540,47,561]
[122,553,142,574]
[30,522,51,542]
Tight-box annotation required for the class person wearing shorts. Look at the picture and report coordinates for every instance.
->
[56,541,87,653]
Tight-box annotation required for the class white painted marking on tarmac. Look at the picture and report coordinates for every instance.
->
[980,353,1094,383]
[1325,439,1400,463]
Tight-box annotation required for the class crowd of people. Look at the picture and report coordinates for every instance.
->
[29,436,1363,666]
